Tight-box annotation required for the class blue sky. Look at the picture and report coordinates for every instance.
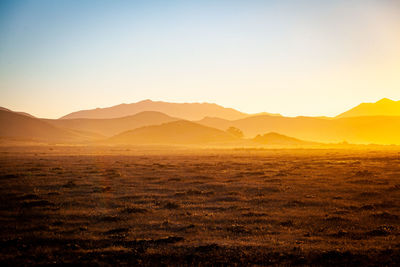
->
[0,0,399,118]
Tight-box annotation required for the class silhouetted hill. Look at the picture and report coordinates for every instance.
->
[4,98,400,145]
[60,99,279,120]
[0,107,35,118]
[198,115,400,145]
[108,120,238,145]
[336,98,400,118]
[46,111,178,137]
[253,132,318,146]
[0,110,97,143]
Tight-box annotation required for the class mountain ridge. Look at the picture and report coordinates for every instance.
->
[336,98,400,118]
[197,114,400,145]
[47,111,179,137]
[0,109,96,143]
[0,107,35,118]
[60,99,281,121]
[253,132,318,146]
[1,97,400,145]
[108,120,239,145]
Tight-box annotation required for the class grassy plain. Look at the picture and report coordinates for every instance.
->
[0,146,399,266]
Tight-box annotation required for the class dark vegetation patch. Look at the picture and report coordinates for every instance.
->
[92,215,121,223]
[62,180,77,188]
[284,200,309,208]
[17,194,40,201]
[104,168,121,178]
[226,224,250,234]
[356,191,381,199]
[119,206,148,214]
[280,220,294,227]
[371,212,399,221]
[347,179,388,185]
[386,184,400,191]
[264,178,282,183]
[103,227,130,235]
[367,225,396,237]
[174,189,214,197]
[21,200,54,208]
[353,170,375,177]
[242,211,268,217]
[324,216,350,223]
[212,196,242,202]
[162,202,180,209]
[93,186,112,193]
[167,177,181,182]
[0,173,19,179]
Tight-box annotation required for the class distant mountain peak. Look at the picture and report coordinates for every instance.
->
[336,98,400,118]
[60,99,250,121]
[376,98,394,103]
[47,110,178,137]
[0,107,35,118]
[109,120,238,145]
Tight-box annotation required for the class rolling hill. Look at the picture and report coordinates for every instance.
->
[253,132,318,146]
[60,99,280,121]
[0,109,98,143]
[198,115,400,145]
[2,97,400,145]
[0,107,35,118]
[108,120,239,145]
[46,111,179,137]
[337,98,400,118]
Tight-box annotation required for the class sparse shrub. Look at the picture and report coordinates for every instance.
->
[120,206,148,214]
[226,127,244,138]
[62,180,76,188]
[163,202,180,209]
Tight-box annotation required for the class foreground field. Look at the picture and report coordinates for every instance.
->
[0,146,399,266]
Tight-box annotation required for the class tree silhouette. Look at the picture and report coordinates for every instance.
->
[226,126,244,138]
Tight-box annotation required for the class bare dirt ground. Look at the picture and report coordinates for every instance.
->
[0,146,399,266]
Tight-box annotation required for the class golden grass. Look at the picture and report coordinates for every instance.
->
[0,146,399,265]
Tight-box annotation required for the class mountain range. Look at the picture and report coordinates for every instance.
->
[197,114,400,144]
[253,132,318,146]
[47,111,178,137]
[0,110,98,143]
[336,98,400,118]
[60,99,282,121]
[0,107,35,118]
[108,120,238,145]
[0,98,399,146]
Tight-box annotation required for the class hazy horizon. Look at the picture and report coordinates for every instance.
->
[1,2,400,265]
[1,0,400,119]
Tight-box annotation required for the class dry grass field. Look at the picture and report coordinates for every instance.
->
[0,146,399,266]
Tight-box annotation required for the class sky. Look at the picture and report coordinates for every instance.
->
[0,0,399,119]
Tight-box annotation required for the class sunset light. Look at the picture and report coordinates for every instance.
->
[1,1,400,265]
